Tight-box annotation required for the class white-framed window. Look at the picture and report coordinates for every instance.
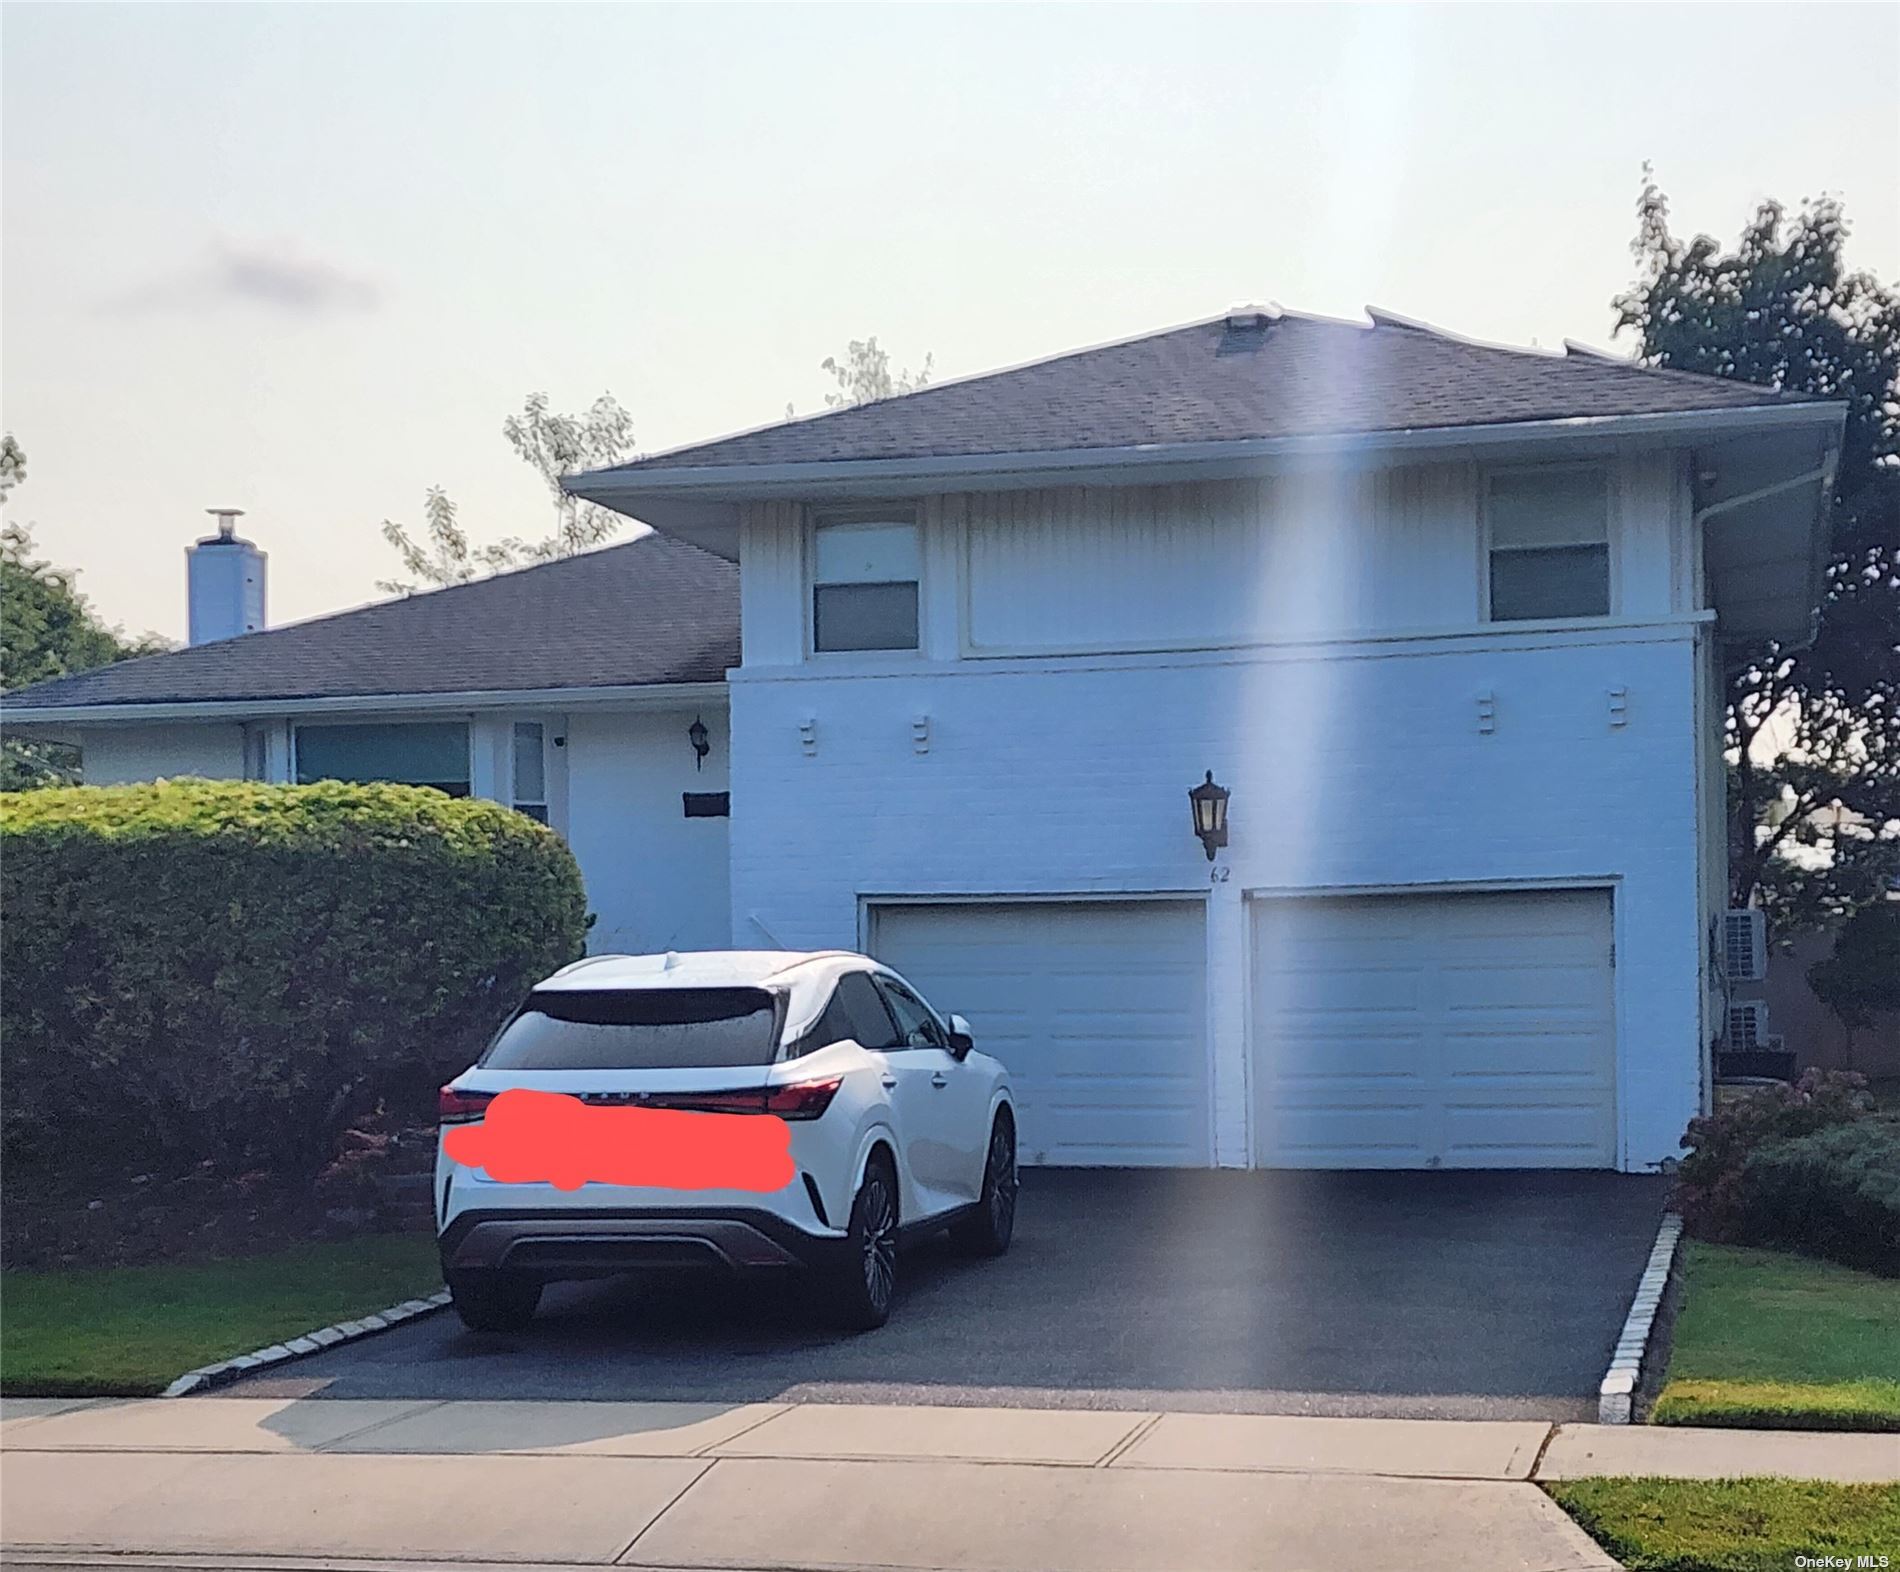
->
[241,724,270,782]
[811,512,920,653]
[1485,467,1612,621]
[293,721,471,796]
[512,721,548,824]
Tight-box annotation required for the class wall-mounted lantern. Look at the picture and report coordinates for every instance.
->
[1188,770,1230,860]
[688,715,710,771]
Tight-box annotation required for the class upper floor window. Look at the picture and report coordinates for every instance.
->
[294,721,470,796]
[512,721,548,823]
[812,515,919,652]
[1486,468,1611,621]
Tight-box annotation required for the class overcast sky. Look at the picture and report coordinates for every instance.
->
[3,2,1895,639]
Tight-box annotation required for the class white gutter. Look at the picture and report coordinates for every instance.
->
[568,401,1848,500]
[0,680,730,727]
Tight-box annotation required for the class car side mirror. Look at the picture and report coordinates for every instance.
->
[946,1013,974,1059]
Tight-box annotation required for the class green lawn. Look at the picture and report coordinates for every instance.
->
[1547,1478,1900,1572]
[1,1234,441,1397]
[1653,1241,1900,1430]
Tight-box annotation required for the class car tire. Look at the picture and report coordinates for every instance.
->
[446,1268,542,1332]
[950,1112,1018,1258]
[822,1151,900,1331]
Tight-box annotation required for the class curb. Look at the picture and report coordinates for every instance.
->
[1597,1211,1681,1424]
[160,1287,451,1398]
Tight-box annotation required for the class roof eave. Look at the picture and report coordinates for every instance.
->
[569,400,1848,506]
[0,679,731,728]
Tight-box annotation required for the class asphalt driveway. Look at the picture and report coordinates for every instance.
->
[235,1169,1667,1420]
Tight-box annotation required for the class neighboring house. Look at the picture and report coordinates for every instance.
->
[4,306,1846,1173]
[1758,929,1900,1079]
[4,524,739,957]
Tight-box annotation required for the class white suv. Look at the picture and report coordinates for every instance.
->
[435,949,1017,1332]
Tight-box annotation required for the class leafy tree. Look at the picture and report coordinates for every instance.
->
[1614,174,1900,936]
[377,488,523,597]
[503,391,638,560]
[821,337,934,409]
[1,438,169,788]
[786,337,935,419]
[1807,900,1900,1069]
[380,392,638,593]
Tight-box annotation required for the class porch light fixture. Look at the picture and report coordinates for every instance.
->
[688,715,710,771]
[1189,770,1230,860]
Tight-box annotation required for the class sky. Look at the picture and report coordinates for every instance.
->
[3,2,1896,640]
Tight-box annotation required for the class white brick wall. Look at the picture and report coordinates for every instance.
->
[730,626,1710,1170]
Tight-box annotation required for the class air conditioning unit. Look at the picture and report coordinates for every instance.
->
[1724,909,1768,983]
[1726,1001,1771,1052]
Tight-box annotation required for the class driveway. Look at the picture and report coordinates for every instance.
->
[235,1169,1667,1420]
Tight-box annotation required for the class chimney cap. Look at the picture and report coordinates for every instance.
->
[201,507,248,545]
[1223,303,1280,331]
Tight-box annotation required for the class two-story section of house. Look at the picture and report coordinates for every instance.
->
[572,307,1844,1175]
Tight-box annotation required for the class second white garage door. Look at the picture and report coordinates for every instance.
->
[870,900,1210,1167]
[1252,889,1617,1169]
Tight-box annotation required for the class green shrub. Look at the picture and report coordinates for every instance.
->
[1738,1122,1900,1275]
[1676,1068,1874,1241]
[1,779,587,1178]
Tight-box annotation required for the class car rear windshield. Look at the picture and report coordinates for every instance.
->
[481,988,782,1071]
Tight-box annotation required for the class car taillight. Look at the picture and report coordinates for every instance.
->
[644,1078,843,1121]
[654,1089,771,1115]
[763,1077,843,1121]
[438,1085,496,1124]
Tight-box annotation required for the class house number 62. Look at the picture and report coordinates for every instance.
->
[1209,866,1230,884]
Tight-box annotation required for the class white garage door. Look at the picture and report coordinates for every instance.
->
[1252,889,1616,1169]
[871,900,1210,1167]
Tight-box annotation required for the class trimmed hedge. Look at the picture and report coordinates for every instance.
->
[1738,1122,1900,1276]
[1,780,588,1177]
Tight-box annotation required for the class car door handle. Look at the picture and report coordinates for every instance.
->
[881,1074,899,1091]
[930,1072,949,1089]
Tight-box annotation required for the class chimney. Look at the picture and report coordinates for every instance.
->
[187,508,268,645]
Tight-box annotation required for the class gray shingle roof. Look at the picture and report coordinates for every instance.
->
[4,531,737,711]
[595,313,1819,476]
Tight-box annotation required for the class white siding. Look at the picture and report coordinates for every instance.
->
[964,468,1480,652]
[738,454,1696,668]
[562,707,732,955]
[78,723,246,784]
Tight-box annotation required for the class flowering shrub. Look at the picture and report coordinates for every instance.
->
[1676,1069,1875,1241]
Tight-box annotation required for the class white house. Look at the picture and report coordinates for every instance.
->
[5,307,1845,1174]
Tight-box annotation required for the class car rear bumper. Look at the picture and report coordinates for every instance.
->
[439,1206,847,1280]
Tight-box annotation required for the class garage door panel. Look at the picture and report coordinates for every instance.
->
[1269,1031,1428,1084]
[1263,1101,1432,1167]
[1253,890,1616,1170]
[1443,1028,1610,1081]
[873,900,1210,1167]
[1444,1100,1615,1165]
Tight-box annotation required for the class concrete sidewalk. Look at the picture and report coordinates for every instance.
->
[4,1396,1894,1572]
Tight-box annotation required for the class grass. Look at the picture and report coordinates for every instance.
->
[1652,1241,1900,1430]
[0,1233,440,1396]
[1547,1478,1900,1572]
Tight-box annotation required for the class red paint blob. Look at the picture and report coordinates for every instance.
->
[444,1088,795,1193]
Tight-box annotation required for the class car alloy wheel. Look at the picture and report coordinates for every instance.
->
[859,1166,898,1312]
[986,1121,1018,1239]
